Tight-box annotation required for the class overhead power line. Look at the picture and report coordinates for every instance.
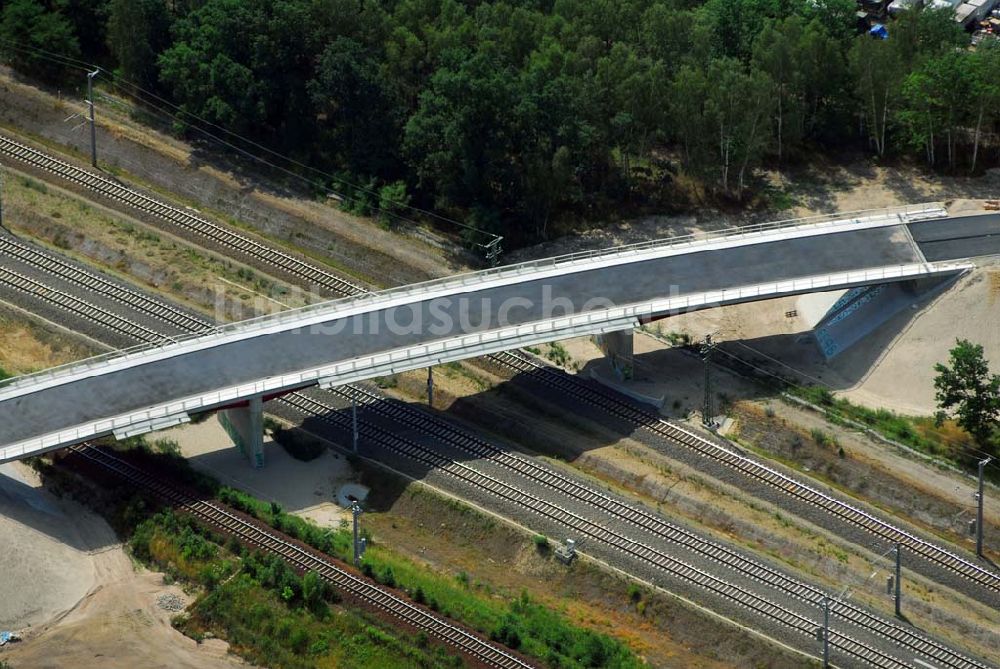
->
[0,38,504,257]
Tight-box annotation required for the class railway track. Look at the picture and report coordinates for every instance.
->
[0,134,366,298]
[2,259,985,666]
[67,444,532,669]
[1,136,996,665]
[2,131,994,600]
[489,351,1000,595]
[0,235,210,332]
[276,393,914,668]
[4,246,983,668]
[0,264,168,343]
[303,388,989,669]
[327,384,989,667]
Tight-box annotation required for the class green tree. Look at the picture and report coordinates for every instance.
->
[967,40,1000,173]
[403,51,522,220]
[106,0,169,89]
[753,16,804,163]
[891,5,966,66]
[798,18,849,141]
[851,35,902,157]
[309,36,402,178]
[700,0,782,60]
[704,58,773,198]
[54,0,109,63]
[157,0,320,148]
[670,63,711,171]
[377,180,410,227]
[301,570,326,616]
[800,0,856,43]
[934,339,1000,457]
[0,0,82,83]
[899,51,969,168]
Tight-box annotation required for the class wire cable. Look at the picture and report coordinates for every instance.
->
[0,37,502,248]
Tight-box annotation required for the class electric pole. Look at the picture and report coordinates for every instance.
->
[86,69,99,167]
[351,399,359,454]
[701,334,716,428]
[821,596,830,668]
[976,457,992,557]
[893,542,901,616]
[351,501,364,567]
[427,367,434,407]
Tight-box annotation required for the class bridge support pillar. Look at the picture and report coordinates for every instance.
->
[593,328,634,381]
[218,395,265,468]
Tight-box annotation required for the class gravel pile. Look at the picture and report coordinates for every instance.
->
[156,593,185,612]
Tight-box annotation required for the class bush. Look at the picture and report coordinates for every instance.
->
[627,584,642,603]
[810,428,837,448]
[377,180,410,228]
[531,534,549,551]
[545,342,570,366]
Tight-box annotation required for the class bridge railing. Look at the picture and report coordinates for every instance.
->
[0,259,974,459]
[0,203,946,395]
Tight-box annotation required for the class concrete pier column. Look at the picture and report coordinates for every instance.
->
[218,395,265,468]
[593,328,634,381]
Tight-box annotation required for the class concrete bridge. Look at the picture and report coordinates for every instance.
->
[1,204,996,465]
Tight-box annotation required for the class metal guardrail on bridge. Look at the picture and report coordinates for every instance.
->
[0,203,946,396]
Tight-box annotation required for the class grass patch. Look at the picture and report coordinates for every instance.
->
[132,509,460,669]
[809,428,838,449]
[789,386,988,473]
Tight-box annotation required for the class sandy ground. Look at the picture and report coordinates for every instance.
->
[0,461,248,669]
[0,462,98,630]
[157,418,358,528]
[836,264,1000,414]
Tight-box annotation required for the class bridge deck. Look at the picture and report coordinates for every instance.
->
[1,212,995,459]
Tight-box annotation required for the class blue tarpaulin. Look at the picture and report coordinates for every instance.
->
[870,23,889,39]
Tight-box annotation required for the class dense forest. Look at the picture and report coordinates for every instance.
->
[1,0,999,246]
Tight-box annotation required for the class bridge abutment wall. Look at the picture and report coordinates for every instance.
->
[813,272,964,359]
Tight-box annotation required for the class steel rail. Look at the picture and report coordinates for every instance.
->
[4,219,986,668]
[0,134,365,297]
[324,384,987,669]
[277,391,909,669]
[3,132,991,598]
[489,351,1000,596]
[2,133,995,663]
[67,444,531,669]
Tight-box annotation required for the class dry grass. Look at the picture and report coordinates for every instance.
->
[0,306,97,374]
[3,170,311,321]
